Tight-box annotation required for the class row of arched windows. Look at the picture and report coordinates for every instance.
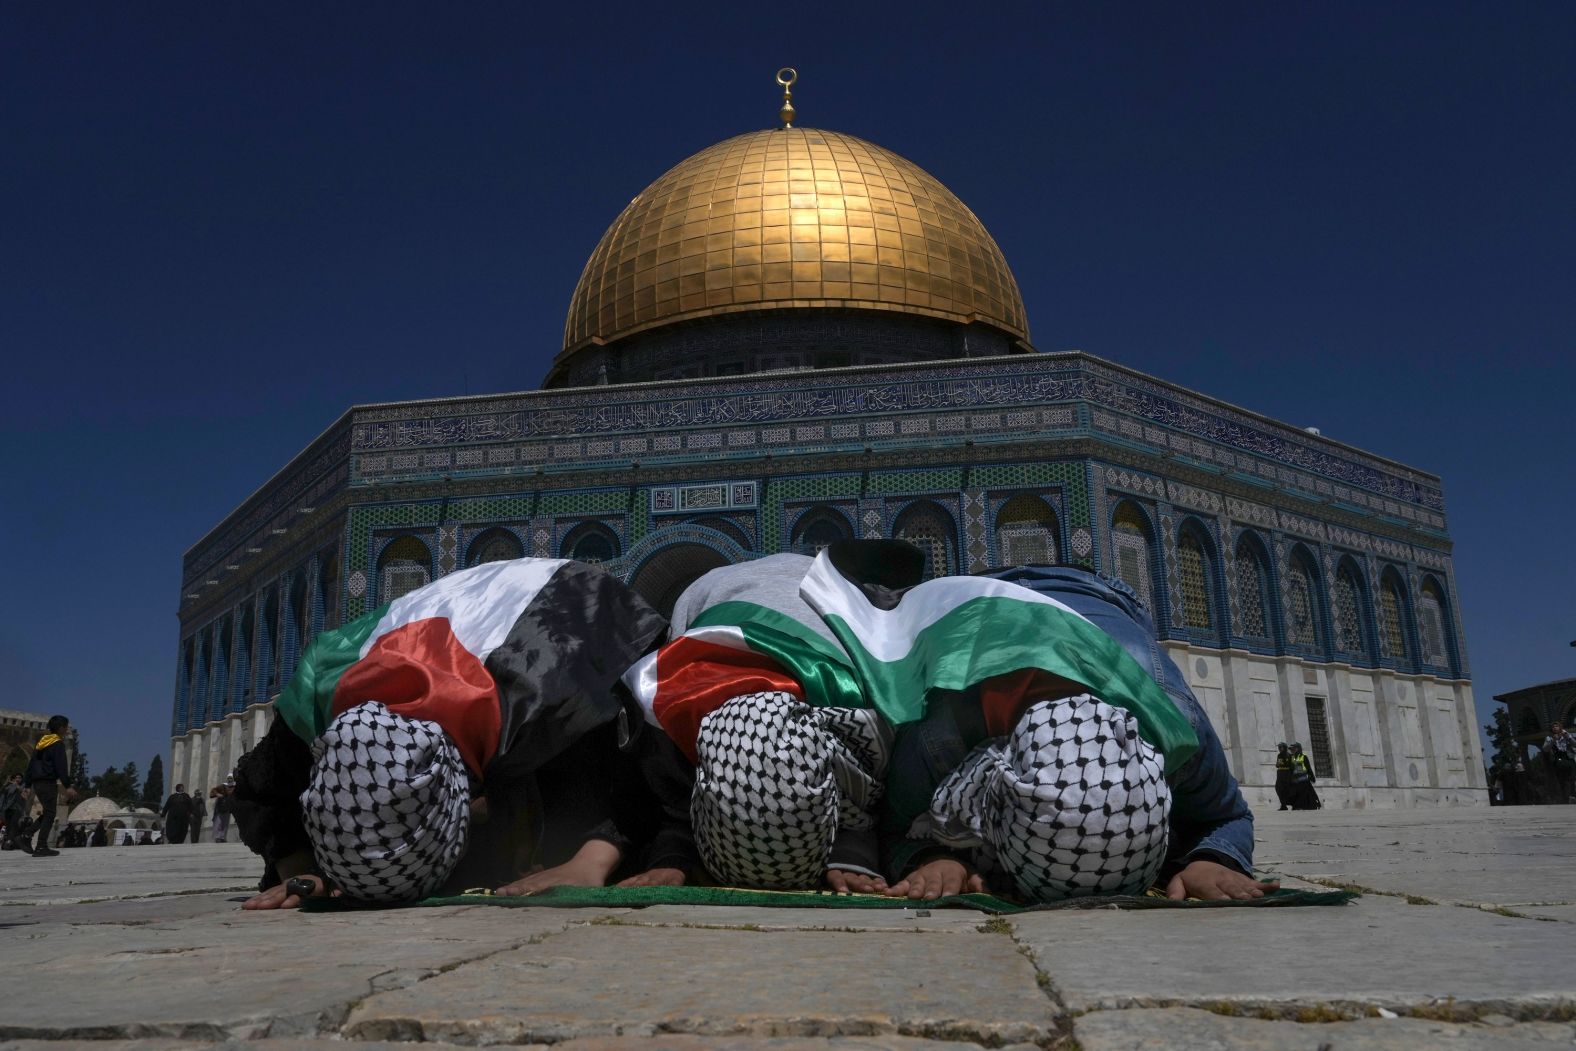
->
[790,494,1063,580]
[375,524,625,603]
[1104,500,1457,674]
[177,545,341,732]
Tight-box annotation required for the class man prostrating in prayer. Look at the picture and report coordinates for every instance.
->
[234,556,696,908]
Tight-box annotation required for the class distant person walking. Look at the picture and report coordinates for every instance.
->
[1274,743,1295,810]
[1544,722,1575,803]
[209,783,233,843]
[1288,742,1322,810]
[25,715,77,857]
[161,784,194,844]
[190,790,207,843]
[90,821,109,847]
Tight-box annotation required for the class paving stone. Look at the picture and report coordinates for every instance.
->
[0,844,258,905]
[1011,891,1576,1013]
[1252,808,1576,907]
[1506,905,1576,923]
[344,923,1057,1046]
[0,905,617,1041]
[0,892,243,928]
[599,904,989,933]
[1073,1007,1576,1050]
[0,1039,1041,1051]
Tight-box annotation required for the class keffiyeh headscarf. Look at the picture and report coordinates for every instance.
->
[691,692,889,889]
[301,703,471,903]
[921,694,1170,901]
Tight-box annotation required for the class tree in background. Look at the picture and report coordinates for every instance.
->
[141,755,164,806]
[1484,708,1521,775]
[90,762,139,805]
[71,750,90,788]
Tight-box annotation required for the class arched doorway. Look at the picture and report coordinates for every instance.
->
[629,543,732,618]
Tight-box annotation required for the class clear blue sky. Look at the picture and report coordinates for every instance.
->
[3,3,1571,778]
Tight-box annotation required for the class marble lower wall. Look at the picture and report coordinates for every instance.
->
[169,704,274,800]
[1166,643,1488,808]
[168,647,1487,811]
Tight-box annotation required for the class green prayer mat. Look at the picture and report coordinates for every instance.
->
[304,880,1354,914]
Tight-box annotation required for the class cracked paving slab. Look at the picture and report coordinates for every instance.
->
[0,843,258,906]
[1010,890,1576,1015]
[343,923,1057,1046]
[1073,1007,1576,1050]
[1252,807,1576,908]
[596,904,990,933]
[0,1039,1045,1051]
[0,903,626,1041]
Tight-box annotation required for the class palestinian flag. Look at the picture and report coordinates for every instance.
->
[620,600,868,762]
[799,552,1199,773]
[275,558,666,780]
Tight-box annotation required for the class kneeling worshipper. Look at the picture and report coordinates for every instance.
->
[795,556,1278,904]
[620,540,925,894]
[234,557,697,909]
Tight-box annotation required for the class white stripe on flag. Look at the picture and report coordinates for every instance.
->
[620,624,751,726]
[361,558,570,661]
[799,551,1091,662]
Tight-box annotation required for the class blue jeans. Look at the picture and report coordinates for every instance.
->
[986,566,1256,875]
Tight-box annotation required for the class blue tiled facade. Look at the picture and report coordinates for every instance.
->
[171,350,1468,741]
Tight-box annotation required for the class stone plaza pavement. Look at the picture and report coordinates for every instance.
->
[1,806,1571,1050]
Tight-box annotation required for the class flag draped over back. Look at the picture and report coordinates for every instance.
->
[799,553,1199,773]
[621,601,865,762]
[276,558,667,780]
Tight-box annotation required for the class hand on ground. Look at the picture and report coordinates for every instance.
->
[825,868,888,895]
[1165,859,1280,901]
[884,857,985,900]
[496,839,622,896]
[616,867,686,888]
[241,875,333,911]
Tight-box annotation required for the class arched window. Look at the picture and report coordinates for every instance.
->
[690,516,752,550]
[1418,578,1450,668]
[630,543,730,618]
[261,587,280,692]
[561,522,620,565]
[792,506,852,552]
[1378,570,1408,661]
[1332,560,1371,659]
[1517,708,1542,736]
[467,528,523,567]
[379,535,432,602]
[318,547,341,632]
[211,616,230,717]
[1285,547,1324,649]
[288,572,311,665]
[195,632,212,726]
[1110,502,1155,611]
[1234,536,1271,638]
[994,494,1059,567]
[1176,525,1214,630]
[236,604,254,706]
[893,501,957,580]
[180,638,196,728]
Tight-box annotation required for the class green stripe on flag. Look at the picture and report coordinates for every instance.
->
[274,604,388,742]
[689,601,868,711]
[820,595,1199,773]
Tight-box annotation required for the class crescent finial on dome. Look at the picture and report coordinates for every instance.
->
[776,67,797,128]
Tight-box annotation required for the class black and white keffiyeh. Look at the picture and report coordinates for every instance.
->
[301,702,470,903]
[691,692,889,889]
[920,694,1170,901]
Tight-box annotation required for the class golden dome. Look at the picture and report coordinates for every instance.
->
[561,127,1029,357]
